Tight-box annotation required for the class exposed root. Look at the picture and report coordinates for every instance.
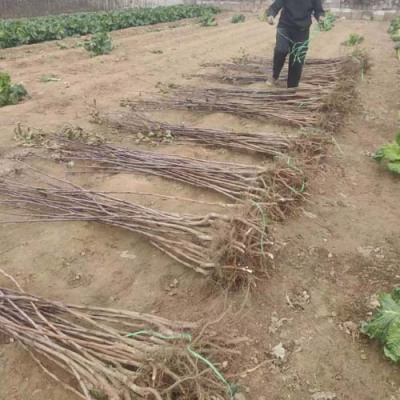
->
[0,164,278,284]
[0,278,240,400]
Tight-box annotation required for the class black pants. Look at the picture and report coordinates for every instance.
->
[273,26,310,88]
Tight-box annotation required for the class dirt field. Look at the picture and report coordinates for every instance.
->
[1,11,400,400]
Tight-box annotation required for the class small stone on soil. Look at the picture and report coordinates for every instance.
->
[311,392,337,400]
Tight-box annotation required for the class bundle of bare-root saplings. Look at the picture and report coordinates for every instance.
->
[55,135,306,214]
[198,57,344,87]
[95,110,290,156]
[94,111,326,162]
[0,282,243,400]
[0,168,275,283]
[123,55,364,129]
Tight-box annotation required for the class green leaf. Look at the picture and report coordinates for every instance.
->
[385,319,400,362]
[392,288,400,302]
[395,131,400,146]
[373,149,384,163]
[387,162,400,175]
[361,292,400,341]
[382,143,400,162]
[0,72,27,107]
[362,290,400,362]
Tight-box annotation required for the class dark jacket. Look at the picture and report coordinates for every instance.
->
[267,0,325,31]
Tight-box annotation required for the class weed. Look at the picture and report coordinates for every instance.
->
[72,41,84,48]
[56,42,69,49]
[395,42,400,60]
[200,12,217,27]
[0,72,27,107]
[373,130,400,175]
[342,33,364,46]
[84,31,113,56]
[318,11,336,31]
[231,14,246,24]
[388,16,400,40]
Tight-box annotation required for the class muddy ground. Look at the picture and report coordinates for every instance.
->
[1,12,400,400]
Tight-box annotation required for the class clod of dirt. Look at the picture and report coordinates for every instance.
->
[303,210,317,219]
[340,320,360,340]
[119,250,137,260]
[271,342,286,360]
[169,278,179,288]
[268,313,292,334]
[233,394,247,400]
[369,294,380,310]
[108,295,119,303]
[311,392,337,400]
[286,290,311,309]
[357,246,373,257]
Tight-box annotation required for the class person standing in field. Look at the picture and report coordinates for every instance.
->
[266,0,325,88]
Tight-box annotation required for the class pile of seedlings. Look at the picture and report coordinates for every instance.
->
[0,166,276,282]
[94,111,327,162]
[122,55,364,129]
[123,86,328,128]
[0,276,242,400]
[95,110,290,156]
[198,57,344,87]
[53,134,306,209]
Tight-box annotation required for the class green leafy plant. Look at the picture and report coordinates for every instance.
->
[231,14,246,24]
[389,17,400,59]
[0,5,220,49]
[150,49,163,54]
[389,17,400,39]
[373,131,400,174]
[200,11,217,27]
[0,72,27,107]
[56,42,69,49]
[362,289,400,361]
[83,31,113,56]
[395,42,400,61]
[318,11,336,31]
[342,33,364,46]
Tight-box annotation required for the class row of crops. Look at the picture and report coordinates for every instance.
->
[0,4,220,49]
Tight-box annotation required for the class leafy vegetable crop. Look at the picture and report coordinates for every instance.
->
[231,14,246,24]
[200,11,217,27]
[0,72,27,107]
[342,33,364,46]
[84,31,113,56]
[373,131,400,175]
[362,289,400,361]
[0,5,220,49]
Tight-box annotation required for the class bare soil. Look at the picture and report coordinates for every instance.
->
[1,12,400,400]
